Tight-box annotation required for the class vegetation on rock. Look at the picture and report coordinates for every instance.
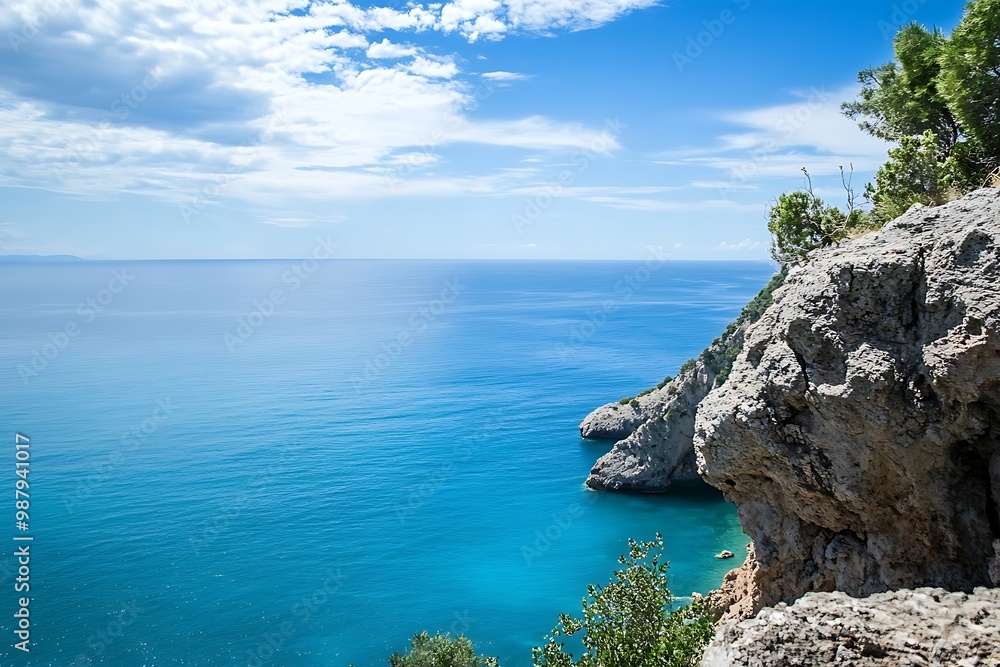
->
[388,632,499,667]
[532,535,715,667]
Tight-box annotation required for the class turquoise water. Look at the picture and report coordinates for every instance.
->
[0,259,774,666]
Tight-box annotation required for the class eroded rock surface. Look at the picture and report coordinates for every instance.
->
[696,189,1000,611]
[701,587,1000,667]
[583,357,721,492]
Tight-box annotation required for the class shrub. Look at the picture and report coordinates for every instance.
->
[532,535,716,667]
[618,397,633,405]
[389,632,499,667]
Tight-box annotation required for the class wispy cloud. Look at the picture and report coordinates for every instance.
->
[481,71,532,81]
[661,86,892,187]
[715,238,765,251]
[0,0,646,211]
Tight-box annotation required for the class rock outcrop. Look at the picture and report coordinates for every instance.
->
[583,356,720,492]
[701,587,1000,667]
[582,271,787,493]
[705,544,760,623]
[695,189,1000,613]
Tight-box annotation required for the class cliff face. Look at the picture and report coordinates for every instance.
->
[582,272,786,493]
[582,354,722,492]
[695,189,1000,612]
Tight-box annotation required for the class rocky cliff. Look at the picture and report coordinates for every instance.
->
[701,587,1000,666]
[582,357,718,492]
[582,271,786,493]
[695,189,1000,615]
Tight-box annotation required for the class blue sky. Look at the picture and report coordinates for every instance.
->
[0,0,967,259]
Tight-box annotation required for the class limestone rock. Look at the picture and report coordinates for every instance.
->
[584,349,725,493]
[695,189,1000,610]
[579,401,649,441]
[706,543,760,624]
[701,587,1000,667]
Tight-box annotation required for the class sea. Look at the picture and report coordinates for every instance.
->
[0,259,776,666]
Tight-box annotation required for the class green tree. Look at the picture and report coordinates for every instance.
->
[866,130,957,223]
[767,168,870,266]
[532,535,715,667]
[938,0,1000,176]
[842,22,959,153]
[843,0,1000,202]
[389,632,499,667]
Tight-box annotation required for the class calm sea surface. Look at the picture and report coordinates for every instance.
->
[0,259,775,666]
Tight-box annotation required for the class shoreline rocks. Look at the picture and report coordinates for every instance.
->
[583,357,717,493]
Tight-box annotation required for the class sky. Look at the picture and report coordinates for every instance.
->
[0,0,969,260]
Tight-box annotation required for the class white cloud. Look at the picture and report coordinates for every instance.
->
[260,215,346,228]
[668,86,892,187]
[481,71,531,81]
[311,0,656,41]
[581,196,763,212]
[0,0,642,210]
[366,39,419,59]
[716,239,765,251]
[405,56,460,79]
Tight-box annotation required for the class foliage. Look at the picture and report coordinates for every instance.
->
[656,376,673,390]
[618,397,633,405]
[937,0,1000,173]
[532,535,716,667]
[866,130,957,223]
[700,268,787,387]
[843,1,1000,207]
[677,359,697,376]
[766,168,872,266]
[389,632,499,667]
[842,23,958,150]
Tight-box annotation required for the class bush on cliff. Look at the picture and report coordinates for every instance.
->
[532,535,715,667]
[700,268,787,387]
[767,167,872,266]
[389,632,499,667]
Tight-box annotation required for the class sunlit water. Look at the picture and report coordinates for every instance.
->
[0,259,775,666]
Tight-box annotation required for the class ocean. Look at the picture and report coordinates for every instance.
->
[0,258,776,666]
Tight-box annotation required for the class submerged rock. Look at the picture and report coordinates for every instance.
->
[695,189,1000,612]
